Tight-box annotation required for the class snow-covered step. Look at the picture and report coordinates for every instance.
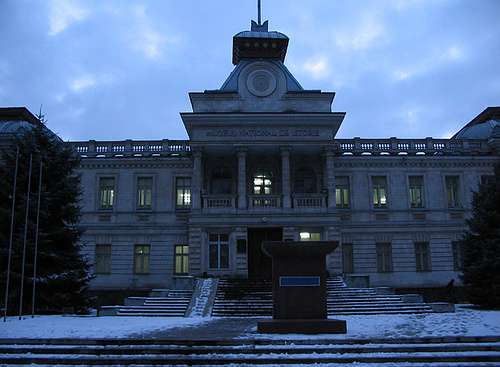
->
[117,289,193,317]
[212,276,441,317]
[2,337,499,366]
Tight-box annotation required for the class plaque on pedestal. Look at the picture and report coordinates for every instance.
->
[257,241,347,334]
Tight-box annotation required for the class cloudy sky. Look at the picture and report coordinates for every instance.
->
[0,0,499,141]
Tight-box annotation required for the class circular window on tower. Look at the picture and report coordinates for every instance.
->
[246,69,277,97]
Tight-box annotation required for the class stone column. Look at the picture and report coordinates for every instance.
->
[237,148,247,209]
[192,148,202,209]
[325,148,335,209]
[281,147,291,209]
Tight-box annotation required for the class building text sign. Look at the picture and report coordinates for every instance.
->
[206,128,321,138]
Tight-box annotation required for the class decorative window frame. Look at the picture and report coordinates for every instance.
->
[95,173,119,211]
[134,173,156,211]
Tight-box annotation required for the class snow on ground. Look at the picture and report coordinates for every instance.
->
[245,305,500,340]
[1,305,499,340]
[0,316,209,339]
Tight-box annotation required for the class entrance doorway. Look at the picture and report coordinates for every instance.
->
[247,227,282,279]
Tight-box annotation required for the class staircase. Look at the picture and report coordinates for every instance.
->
[212,276,434,317]
[116,289,192,317]
[212,278,272,317]
[327,277,433,315]
[2,336,499,365]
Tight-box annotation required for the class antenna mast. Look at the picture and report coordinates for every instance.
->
[258,0,262,25]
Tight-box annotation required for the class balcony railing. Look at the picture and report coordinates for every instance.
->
[249,195,281,209]
[203,195,236,209]
[293,194,326,208]
[68,139,191,158]
[332,138,489,156]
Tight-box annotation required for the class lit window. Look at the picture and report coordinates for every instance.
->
[174,245,189,275]
[99,177,115,209]
[137,177,153,209]
[409,176,424,208]
[134,244,150,274]
[376,243,393,273]
[372,176,388,208]
[95,244,111,274]
[176,177,191,208]
[414,242,431,272]
[209,234,229,269]
[253,172,272,195]
[299,232,321,241]
[445,176,460,208]
[335,176,350,208]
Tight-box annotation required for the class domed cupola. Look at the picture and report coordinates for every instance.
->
[453,107,500,140]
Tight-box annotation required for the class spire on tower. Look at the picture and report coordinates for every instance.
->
[251,0,268,32]
[258,0,262,25]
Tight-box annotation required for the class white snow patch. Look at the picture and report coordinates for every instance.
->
[0,315,208,339]
[245,305,500,340]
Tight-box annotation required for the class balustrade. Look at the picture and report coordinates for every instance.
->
[249,195,281,209]
[332,138,488,156]
[293,194,326,208]
[68,140,191,157]
[203,195,236,209]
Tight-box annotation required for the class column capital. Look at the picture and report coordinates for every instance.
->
[323,146,335,157]
[234,145,248,155]
[280,145,292,154]
[191,147,203,157]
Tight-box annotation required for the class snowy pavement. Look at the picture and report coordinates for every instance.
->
[0,316,209,339]
[246,305,500,340]
[1,305,499,340]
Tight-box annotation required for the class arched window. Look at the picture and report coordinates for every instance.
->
[294,167,316,194]
[253,171,272,195]
[211,166,232,194]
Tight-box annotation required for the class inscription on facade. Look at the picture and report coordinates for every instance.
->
[206,128,320,138]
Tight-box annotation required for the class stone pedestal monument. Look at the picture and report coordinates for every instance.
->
[257,241,347,334]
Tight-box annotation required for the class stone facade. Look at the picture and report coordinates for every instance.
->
[64,20,499,291]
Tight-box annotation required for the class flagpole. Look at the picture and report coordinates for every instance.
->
[3,146,19,322]
[31,160,43,318]
[19,154,32,320]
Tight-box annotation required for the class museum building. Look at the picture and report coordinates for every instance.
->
[2,18,499,291]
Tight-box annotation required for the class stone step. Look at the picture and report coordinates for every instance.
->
[119,307,188,311]
[2,351,499,365]
[2,343,500,355]
[116,312,186,317]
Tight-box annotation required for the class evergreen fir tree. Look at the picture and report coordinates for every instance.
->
[460,161,500,308]
[0,123,91,315]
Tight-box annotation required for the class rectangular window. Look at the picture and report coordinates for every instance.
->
[299,232,321,241]
[209,233,229,269]
[342,243,354,274]
[134,244,150,274]
[452,241,464,271]
[99,177,115,209]
[176,177,191,208]
[137,177,153,209]
[446,176,460,208]
[409,176,425,208]
[372,176,388,208]
[95,244,111,274]
[335,176,350,208]
[376,243,393,273]
[414,242,431,272]
[174,245,189,275]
